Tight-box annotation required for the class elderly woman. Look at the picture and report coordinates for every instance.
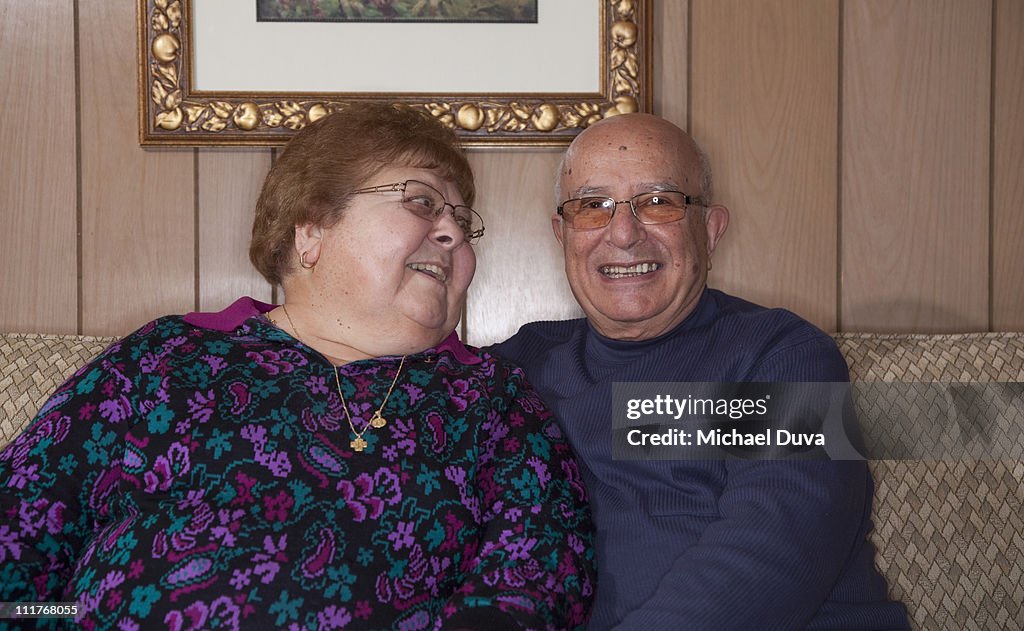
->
[0,105,594,630]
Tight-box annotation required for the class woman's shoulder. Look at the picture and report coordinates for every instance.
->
[87,314,190,360]
[100,307,280,372]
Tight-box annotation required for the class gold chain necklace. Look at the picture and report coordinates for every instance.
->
[278,305,406,453]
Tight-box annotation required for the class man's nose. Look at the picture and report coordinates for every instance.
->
[605,200,646,249]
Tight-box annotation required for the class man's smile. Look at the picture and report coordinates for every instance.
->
[599,262,661,279]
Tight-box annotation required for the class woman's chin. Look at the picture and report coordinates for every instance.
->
[412,318,457,342]
[403,301,460,331]
[387,312,453,348]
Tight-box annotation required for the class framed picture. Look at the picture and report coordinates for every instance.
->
[138,0,652,147]
[255,0,539,23]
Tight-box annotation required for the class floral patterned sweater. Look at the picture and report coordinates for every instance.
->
[0,298,595,630]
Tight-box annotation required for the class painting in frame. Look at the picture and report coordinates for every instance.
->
[138,0,652,147]
[255,0,539,24]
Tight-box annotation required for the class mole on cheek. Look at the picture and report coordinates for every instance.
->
[618,145,628,151]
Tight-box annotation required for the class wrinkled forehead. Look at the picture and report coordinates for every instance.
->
[560,119,703,193]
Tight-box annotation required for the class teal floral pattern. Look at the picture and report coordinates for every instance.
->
[0,299,594,630]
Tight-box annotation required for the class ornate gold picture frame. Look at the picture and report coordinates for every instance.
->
[138,0,652,147]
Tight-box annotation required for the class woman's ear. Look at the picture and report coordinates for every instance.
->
[294,223,324,269]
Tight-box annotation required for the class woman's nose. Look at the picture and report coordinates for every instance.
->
[430,206,466,247]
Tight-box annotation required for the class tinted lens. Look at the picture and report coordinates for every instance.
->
[564,197,615,229]
[633,191,687,224]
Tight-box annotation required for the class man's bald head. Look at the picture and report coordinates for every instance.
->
[556,114,712,207]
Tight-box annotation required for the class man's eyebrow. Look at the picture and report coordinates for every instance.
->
[639,182,678,192]
[572,185,608,197]
[572,182,679,197]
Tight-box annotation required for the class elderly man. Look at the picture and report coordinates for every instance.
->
[491,114,909,630]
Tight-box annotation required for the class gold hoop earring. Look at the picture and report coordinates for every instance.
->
[299,251,315,271]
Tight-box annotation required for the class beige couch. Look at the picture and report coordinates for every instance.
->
[2,331,1022,629]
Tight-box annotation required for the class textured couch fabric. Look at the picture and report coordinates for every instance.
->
[834,333,1024,630]
[1,332,118,444]
[2,331,1023,629]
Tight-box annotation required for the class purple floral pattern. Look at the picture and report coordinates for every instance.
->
[0,311,594,630]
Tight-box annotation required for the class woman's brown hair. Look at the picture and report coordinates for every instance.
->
[249,104,474,285]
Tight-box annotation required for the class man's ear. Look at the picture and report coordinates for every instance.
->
[294,223,324,268]
[551,215,566,247]
[704,204,729,257]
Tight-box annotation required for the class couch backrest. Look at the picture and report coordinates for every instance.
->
[2,330,1023,629]
[836,332,1024,630]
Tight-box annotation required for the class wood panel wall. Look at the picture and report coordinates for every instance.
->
[0,0,77,334]
[994,0,1024,331]
[693,0,840,330]
[1,0,1021,345]
[842,0,991,332]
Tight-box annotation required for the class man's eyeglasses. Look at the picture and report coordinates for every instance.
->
[351,180,485,243]
[557,190,706,230]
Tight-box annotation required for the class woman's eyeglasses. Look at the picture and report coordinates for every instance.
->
[352,180,485,243]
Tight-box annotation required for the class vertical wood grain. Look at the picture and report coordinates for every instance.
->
[0,0,77,334]
[463,151,581,347]
[198,149,274,311]
[79,0,195,336]
[691,0,840,330]
[841,0,991,332]
[654,0,687,129]
[993,0,1024,331]
[0,1,1017,338]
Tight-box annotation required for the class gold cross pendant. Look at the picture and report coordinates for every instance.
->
[350,436,368,452]
[369,411,387,429]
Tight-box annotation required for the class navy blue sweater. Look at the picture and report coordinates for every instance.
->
[491,289,909,630]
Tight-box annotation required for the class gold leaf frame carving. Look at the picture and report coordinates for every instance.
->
[138,0,652,147]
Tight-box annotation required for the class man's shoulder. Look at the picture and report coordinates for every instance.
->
[704,289,847,381]
[487,318,586,365]
[509,318,587,343]
[709,289,833,344]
